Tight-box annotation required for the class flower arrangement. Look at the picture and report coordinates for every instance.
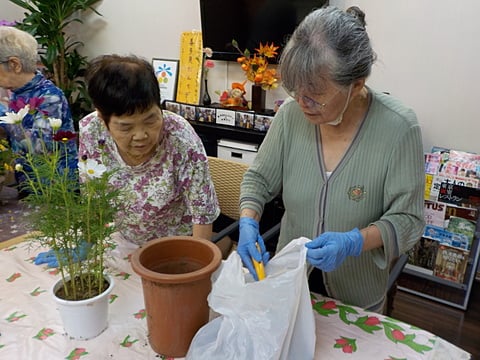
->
[232,39,280,90]
[203,47,215,79]
[0,105,124,301]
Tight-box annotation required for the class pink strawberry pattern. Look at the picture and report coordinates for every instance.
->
[312,295,433,354]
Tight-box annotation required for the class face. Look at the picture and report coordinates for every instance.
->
[0,58,22,90]
[290,83,350,125]
[106,105,164,165]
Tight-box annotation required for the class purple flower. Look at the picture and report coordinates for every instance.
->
[0,20,18,27]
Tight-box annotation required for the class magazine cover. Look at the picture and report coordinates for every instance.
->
[446,216,476,249]
[428,174,479,201]
[423,200,446,228]
[438,182,480,208]
[433,244,469,284]
[423,224,471,250]
[407,237,440,275]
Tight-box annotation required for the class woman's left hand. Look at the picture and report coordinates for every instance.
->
[305,228,364,272]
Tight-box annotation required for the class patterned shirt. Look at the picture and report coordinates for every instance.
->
[4,71,78,185]
[79,110,219,245]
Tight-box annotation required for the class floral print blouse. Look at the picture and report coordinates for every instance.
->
[3,71,78,184]
[79,110,220,245]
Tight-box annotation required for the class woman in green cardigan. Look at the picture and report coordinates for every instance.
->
[237,6,425,313]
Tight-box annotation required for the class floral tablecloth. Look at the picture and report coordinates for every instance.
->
[0,234,471,360]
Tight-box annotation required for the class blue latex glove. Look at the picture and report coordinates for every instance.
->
[237,217,270,280]
[305,228,364,272]
[34,241,91,268]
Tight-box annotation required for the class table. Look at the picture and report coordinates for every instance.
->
[0,234,471,359]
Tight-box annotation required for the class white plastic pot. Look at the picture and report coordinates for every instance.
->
[52,273,114,340]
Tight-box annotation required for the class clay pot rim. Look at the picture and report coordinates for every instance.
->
[131,236,222,283]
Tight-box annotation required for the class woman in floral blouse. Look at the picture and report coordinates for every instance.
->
[0,27,77,194]
[80,54,219,245]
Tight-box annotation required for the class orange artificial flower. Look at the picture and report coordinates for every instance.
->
[232,40,280,90]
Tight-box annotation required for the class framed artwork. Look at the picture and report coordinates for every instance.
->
[152,58,179,101]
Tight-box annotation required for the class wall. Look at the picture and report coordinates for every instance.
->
[335,0,480,153]
[2,0,479,153]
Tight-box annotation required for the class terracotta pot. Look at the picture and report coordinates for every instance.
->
[131,236,222,357]
[52,273,114,340]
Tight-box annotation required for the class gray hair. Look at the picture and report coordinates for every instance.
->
[0,27,39,73]
[280,6,376,93]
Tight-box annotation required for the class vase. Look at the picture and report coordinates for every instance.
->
[52,273,114,340]
[251,84,266,113]
[203,79,212,106]
[131,236,222,357]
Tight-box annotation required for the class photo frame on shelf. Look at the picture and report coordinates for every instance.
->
[152,58,179,101]
[235,111,255,129]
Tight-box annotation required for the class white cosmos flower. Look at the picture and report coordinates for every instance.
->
[48,117,62,131]
[0,105,30,124]
[78,159,107,179]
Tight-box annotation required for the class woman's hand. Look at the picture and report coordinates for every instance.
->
[237,217,270,280]
[305,228,364,272]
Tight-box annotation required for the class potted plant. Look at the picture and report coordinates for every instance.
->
[9,0,102,124]
[0,104,125,339]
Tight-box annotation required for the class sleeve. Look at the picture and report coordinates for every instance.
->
[176,120,220,224]
[240,103,286,216]
[38,90,74,131]
[372,121,426,268]
[79,113,104,162]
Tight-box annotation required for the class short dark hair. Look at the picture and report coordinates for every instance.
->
[86,54,161,125]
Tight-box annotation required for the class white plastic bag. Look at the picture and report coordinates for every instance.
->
[186,237,315,360]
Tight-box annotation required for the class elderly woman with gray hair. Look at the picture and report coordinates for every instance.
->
[237,6,425,313]
[0,26,77,196]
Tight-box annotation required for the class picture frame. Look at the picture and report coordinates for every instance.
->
[254,114,274,132]
[197,106,216,123]
[152,58,179,101]
[235,111,255,129]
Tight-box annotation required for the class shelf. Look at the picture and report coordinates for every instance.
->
[401,172,480,310]
[403,264,467,290]
[188,120,267,145]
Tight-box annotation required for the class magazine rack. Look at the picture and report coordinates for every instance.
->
[398,175,480,310]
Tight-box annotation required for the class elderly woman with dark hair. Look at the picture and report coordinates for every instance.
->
[237,6,425,312]
[79,54,219,245]
[0,26,77,195]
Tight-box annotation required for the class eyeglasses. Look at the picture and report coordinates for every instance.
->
[285,87,342,111]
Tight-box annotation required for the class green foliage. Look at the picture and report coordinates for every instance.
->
[0,138,14,175]
[13,124,124,301]
[9,0,102,126]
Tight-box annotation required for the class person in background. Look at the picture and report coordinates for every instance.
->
[237,6,425,313]
[79,54,219,245]
[0,26,77,194]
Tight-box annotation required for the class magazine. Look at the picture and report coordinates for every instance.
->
[433,244,469,284]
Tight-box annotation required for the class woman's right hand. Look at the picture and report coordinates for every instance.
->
[237,217,270,280]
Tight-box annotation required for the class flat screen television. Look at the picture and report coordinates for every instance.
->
[199,0,329,63]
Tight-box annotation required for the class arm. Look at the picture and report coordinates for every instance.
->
[192,223,213,241]
[240,208,260,222]
[360,225,383,251]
